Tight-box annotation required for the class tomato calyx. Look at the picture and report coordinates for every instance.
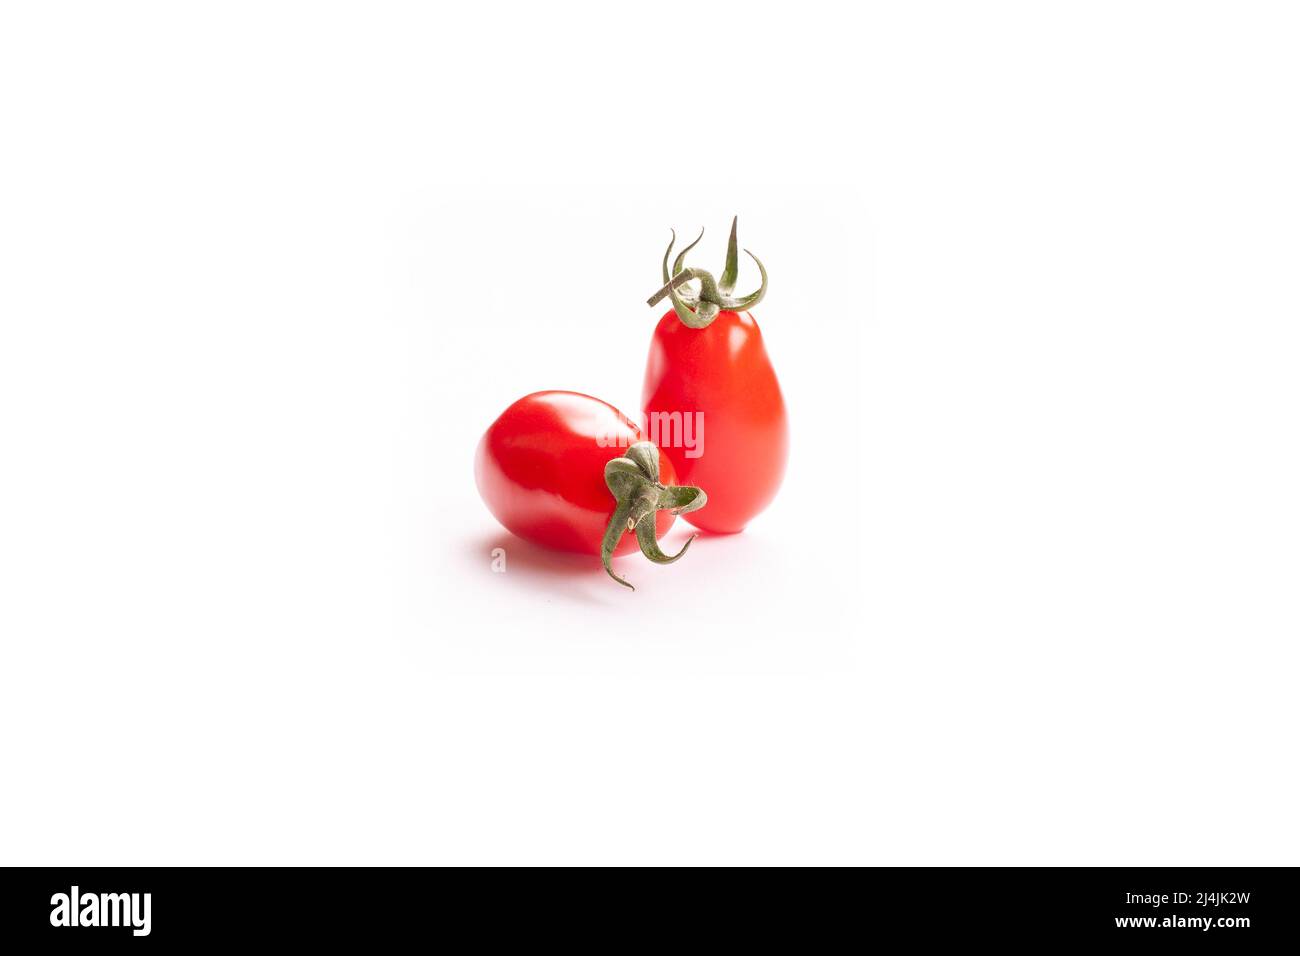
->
[601,441,707,590]
[644,216,768,329]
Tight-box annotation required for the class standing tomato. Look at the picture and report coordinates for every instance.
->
[642,219,788,533]
[474,390,707,589]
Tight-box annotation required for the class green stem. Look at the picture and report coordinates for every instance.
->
[600,442,707,591]
[599,499,636,590]
[718,215,740,295]
[646,269,697,307]
[635,518,696,564]
[645,218,768,329]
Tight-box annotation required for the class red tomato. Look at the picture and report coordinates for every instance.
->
[642,220,788,533]
[475,390,707,588]
[643,310,788,533]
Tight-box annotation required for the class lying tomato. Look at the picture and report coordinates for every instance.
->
[474,390,707,589]
[642,218,788,533]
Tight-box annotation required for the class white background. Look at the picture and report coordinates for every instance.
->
[2,2,1297,865]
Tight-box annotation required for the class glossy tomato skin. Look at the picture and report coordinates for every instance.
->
[642,310,787,533]
[475,390,677,555]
